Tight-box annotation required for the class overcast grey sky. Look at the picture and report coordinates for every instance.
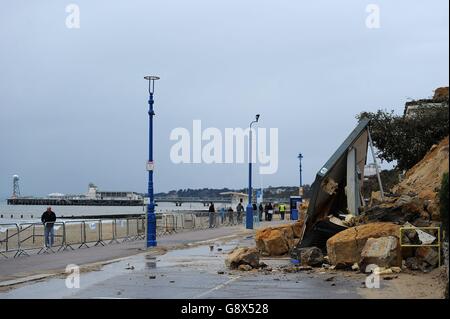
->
[0,0,448,198]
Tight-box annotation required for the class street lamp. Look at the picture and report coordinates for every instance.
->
[144,75,160,247]
[246,114,260,229]
[298,153,303,196]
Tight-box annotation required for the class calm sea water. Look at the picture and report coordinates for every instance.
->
[0,201,228,224]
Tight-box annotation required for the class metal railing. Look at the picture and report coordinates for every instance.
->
[1,217,145,259]
[0,211,293,258]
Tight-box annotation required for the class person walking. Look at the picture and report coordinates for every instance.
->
[279,203,286,220]
[267,202,273,221]
[227,207,234,225]
[264,203,269,221]
[258,203,264,222]
[236,200,244,224]
[274,203,279,220]
[41,207,56,248]
[208,202,216,228]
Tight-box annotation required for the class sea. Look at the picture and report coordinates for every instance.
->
[0,201,229,224]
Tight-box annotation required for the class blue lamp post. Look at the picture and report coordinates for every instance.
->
[144,75,160,247]
[298,153,303,195]
[246,114,260,229]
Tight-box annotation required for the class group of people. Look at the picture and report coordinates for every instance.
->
[207,199,288,228]
[207,201,243,227]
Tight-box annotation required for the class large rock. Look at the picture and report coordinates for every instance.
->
[433,86,449,101]
[405,257,421,270]
[263,229,289,255]
[255,221,304,256]
[426,200,441,221]
[326,222,401,266]
[225,247,260,269]
[291,221,305,238]
[360,236,401,268]
[400,198,427,217]
[297,247,324,266]
[416,246,439,267]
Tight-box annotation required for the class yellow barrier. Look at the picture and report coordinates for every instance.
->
[399,226,441,267]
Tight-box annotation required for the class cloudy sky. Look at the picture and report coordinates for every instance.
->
[0,0,448,198]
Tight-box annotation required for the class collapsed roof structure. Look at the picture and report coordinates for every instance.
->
[302,118,371,241]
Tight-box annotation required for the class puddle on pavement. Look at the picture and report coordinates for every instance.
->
[0,241,240,298]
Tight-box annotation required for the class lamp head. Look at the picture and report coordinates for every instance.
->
[144,76,160,81]
[144,75,160,94]
[255,114,260,122]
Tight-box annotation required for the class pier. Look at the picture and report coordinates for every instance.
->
[7,197,234,207]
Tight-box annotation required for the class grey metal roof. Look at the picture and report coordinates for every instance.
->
[305,118,370,231]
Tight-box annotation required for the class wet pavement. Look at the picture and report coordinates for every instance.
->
[0,236,363,299]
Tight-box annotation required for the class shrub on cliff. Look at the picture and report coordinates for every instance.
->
[357,106,449,170]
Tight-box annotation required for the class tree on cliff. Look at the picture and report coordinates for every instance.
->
[357,106,449,170]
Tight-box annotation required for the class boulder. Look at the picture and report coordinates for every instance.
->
[291,221,305,238]
[360,236,402,268]
[369,191,384,206]
[400,198,426,217]
[225,247,260,269]
[405,257,421,270]
[433,86,449,101]
[255,228,272,252]
[263,229,289,255]
[416,246,439,267]
[426,200,441,221]
[297,247,324,267]
[420,190,437,201]
[238,264,253,271]
[255,221,304,256]
[326,222,401,266]
[395,195,414,207]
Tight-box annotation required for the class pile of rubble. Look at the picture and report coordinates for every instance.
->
[361,136,449,225]
[224,136,447,277]
[224,220,307,271]
[329,137,448,273]
[228,136,448,276]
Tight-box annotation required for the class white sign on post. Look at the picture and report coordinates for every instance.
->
[146,161,154,171]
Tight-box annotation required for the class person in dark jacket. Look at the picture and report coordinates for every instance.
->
[267,202,274,221]
[227,207,234,225]
[41,207,56,248]
[208,202,216,228]
[258,203,264,222]
[264,203,269,221]
[236,200,244,223]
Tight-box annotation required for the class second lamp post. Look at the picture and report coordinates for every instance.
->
[144,75,160,248]
[246,114,260,229]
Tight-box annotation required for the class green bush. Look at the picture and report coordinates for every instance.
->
[440,172,449,241]
[357,106,449,170]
